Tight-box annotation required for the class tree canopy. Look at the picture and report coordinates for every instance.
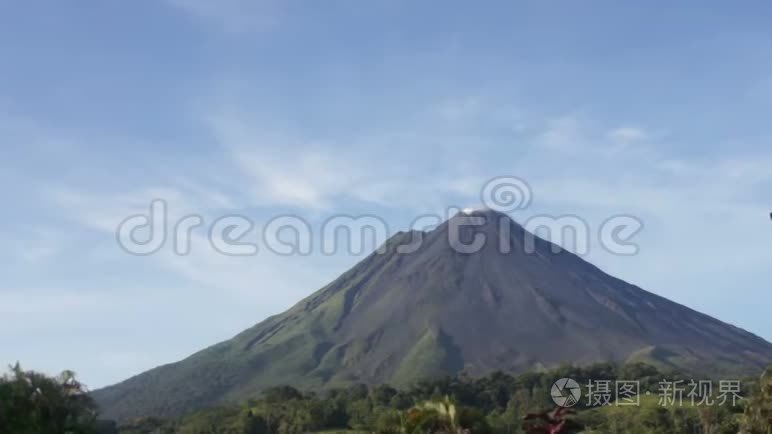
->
[0,363,98,434]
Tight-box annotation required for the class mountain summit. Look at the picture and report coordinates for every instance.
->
[93,211,772,421]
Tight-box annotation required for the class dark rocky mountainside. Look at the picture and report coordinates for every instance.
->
[93,209,772,421]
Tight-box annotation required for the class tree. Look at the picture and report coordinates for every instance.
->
[262,386,303,403]
[390,392,414,410]
[348,398,374,430]
[458,407,492,434]
[373,407,403,434]
[0,363,98,434]
[241,410,269,434]
[371,384,398,406]
[743,366,772,434]
[403,396,458,434]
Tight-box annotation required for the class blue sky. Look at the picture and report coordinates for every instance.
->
[1,0,771,388]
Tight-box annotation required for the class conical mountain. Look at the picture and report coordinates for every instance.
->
[93,209,772,421]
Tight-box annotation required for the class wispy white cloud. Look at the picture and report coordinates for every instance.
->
[165,0,282,33]
[538,115,586,150]
[233,150,354,210]
[203,109,490,212]
[17,245,57,264]
[0,289,118,318]
[607,126,647,144]
[48,183,235,234]
[433,97,485,122]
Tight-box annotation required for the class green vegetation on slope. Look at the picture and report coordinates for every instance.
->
[391,328,464,387]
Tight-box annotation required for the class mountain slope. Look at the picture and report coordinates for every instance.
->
[93,210,772,421]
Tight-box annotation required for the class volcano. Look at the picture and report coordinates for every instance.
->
[93,209,772,421]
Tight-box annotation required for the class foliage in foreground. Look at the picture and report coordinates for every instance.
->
[743,366,772,434]
[0,363,98,434]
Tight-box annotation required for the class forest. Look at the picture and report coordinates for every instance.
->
[2,362,771,434]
